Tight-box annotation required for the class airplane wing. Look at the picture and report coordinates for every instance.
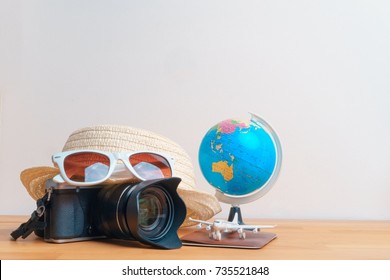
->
[189,217,214,226]
[236,224,276,230]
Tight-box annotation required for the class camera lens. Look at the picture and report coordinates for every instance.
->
[96,178,185,249]
[97,183,172,241]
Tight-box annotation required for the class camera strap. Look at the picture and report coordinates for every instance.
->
[10,188,53,240]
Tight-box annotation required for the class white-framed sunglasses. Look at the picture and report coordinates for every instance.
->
[51,149,175,186]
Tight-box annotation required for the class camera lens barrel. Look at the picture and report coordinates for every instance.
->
[97,184,135,239]
[97,177,186,249]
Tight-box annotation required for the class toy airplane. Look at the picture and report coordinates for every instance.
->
[189,217,276,241]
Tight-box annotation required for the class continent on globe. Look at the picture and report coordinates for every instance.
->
[212,160,233,181]
[217,119,248,134]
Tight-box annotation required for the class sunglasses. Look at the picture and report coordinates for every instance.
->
[51,150,174,186]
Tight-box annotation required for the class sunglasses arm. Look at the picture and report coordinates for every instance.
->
[53,174,66,184]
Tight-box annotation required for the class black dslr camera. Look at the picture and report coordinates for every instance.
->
[13,177,186,249]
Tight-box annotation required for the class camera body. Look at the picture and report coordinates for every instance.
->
[40,177,186,249]
[42,183,104,242]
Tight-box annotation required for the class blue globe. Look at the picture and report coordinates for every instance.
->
[199,114,281,200]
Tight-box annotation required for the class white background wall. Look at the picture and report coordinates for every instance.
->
[1,0,389,220]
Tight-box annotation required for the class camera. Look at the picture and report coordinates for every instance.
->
[39,177,186,249]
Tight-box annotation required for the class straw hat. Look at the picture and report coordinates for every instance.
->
[20,125,221,227]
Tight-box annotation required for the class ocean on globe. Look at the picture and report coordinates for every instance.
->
[199,116,277,197]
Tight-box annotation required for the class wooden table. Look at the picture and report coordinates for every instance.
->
[1,216,389,260]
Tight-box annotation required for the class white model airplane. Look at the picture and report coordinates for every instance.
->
[189,217,275,241]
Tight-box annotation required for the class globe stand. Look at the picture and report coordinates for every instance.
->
[227,205,245,225]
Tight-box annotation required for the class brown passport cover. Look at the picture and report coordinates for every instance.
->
[181,229,277,249]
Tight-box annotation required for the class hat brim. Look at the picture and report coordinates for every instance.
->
[20,166,221,227]
[20,167,59,201]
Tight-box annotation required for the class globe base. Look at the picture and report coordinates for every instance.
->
[227,206,245,225]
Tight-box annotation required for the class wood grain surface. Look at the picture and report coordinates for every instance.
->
[1,216,389,260]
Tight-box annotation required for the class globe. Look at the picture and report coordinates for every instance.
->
[198,113,282,205]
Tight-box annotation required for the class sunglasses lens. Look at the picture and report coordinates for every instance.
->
[64,152,110,183]
[129,153,172,179]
